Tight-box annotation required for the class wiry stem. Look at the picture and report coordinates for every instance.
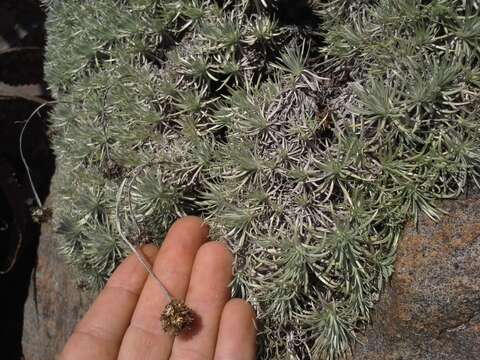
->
[115,178,172,301]
[127,166,144,234]
[0,91,49,104]
[19,101,54,208]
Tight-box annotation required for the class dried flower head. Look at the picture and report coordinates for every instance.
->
[31,206,53,224]
[161,299,195,336]
[103,159,124,179]
[132,226,155,245]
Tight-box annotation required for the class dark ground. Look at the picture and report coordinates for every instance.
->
[0,1,54,358]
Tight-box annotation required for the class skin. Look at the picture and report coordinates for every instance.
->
[60,216,257,360]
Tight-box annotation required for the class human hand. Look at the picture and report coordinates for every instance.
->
[60,216,257,360]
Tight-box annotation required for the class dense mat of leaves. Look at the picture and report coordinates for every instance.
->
[45,0,480,358]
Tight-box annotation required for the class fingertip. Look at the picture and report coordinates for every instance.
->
[225,298,256,319]
[222,299,257,334]
[169,216,210,239]
[138,243,158,262]
[214,299,257,360]
[196,241,234,269]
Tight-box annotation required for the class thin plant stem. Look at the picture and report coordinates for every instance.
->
[126,161,174,233]
[115,178,172,301]
[0,91,49,104]
[19,101,55,208]
[127,166,143,233]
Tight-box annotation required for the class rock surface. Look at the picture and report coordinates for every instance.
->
[353,192,480,360]
[22,221,95,360]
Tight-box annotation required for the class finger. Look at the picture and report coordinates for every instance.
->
[118,216,209,360]
[60,244,159,360]
[214,299,257,360]
[170,242,233,360]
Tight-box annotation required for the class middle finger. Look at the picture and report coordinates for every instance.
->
[118,216,209,360]
[169,242,233,360]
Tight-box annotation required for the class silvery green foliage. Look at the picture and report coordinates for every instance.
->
[45,0,480,358]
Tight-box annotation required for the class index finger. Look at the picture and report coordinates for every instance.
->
[60,244,159,360]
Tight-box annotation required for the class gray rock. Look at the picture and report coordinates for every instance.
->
[353,193,480,360]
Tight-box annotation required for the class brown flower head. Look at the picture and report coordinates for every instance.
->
[161,299,195,336]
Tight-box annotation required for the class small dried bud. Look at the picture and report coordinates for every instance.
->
[76,280,89,291]
[161,299,195,336]
[32,206,53,224]
[132,227,154,245]
[103,160,123,179]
